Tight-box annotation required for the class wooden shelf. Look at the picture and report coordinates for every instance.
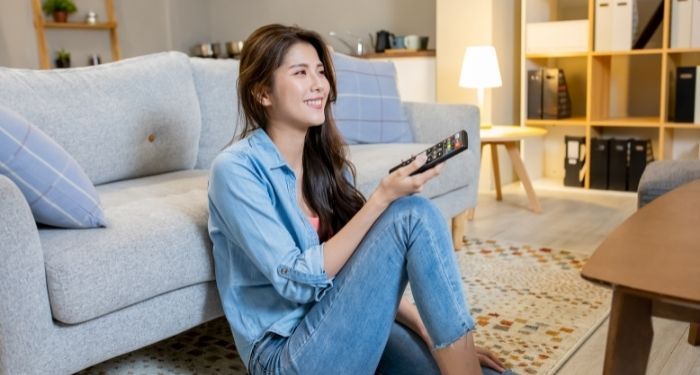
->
[591,48,664,56]
[590,117,662,127]
[666,48,700,54]
[31,0,121,69]
[521,0,696,189]
[526,51,588,59]
[362,49,436,59]
[665,123,700,129]
[44,22,117,30]
[526,116,588,126]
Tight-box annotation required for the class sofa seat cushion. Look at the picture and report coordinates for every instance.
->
[39,170,213,324]
[349,143,470,199]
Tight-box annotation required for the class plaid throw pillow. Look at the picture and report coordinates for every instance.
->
[332,52,414,144]
[0,104,106,228]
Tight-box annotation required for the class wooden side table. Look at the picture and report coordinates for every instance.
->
[582,180,700,375]
[469,125,547,219]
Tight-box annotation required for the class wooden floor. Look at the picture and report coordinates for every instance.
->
[463,181,700,375]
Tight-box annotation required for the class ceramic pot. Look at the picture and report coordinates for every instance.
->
[53,11,68,23]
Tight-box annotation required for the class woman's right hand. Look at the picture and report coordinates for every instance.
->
[370,153,444,207]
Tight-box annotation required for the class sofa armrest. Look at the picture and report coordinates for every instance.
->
[0,175,54,374]
[402,102,481,148]
[402,102,481,227]
[638,160,700,208]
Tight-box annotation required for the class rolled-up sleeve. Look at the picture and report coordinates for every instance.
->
[209,153,333,304]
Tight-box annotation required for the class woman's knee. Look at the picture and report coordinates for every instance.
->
[387,195,438,219]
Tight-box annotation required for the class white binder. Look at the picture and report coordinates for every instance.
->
[612,0,636,50]
[692,0,700,47]
[672,0,693,48]
[595,0,613,51]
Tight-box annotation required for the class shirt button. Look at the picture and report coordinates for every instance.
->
[280,267,288,275]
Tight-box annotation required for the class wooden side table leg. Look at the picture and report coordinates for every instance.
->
[689,323,700,346]
[451,211,467,251]
[603,289,654,375]
[490,143,502,201]
[469,143,486,221]
[505,142,542,213]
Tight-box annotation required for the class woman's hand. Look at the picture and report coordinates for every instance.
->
[370,153,444,207]
[476,346,507,373]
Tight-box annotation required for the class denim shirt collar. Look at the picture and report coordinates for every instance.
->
[248,128,289,171]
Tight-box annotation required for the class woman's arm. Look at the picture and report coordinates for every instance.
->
[322,154,442,276]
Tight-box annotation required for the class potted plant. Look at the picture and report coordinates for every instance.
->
[42,0,78,23]
[55,48,71,68]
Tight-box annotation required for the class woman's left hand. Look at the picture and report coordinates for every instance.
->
[476,346,507,373]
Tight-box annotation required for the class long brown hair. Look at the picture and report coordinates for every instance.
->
[236,24,365,241]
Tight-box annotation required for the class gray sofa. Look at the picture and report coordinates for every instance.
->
[0,51,480,374]
[637,159,700,208]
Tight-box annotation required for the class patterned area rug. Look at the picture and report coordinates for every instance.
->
[455,239,610,374]
[78,238,610,375]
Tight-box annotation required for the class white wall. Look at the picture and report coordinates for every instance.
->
[437,0,522,189]
[436,0,520,125]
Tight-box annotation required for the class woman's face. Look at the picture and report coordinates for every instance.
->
[261,42,330,132]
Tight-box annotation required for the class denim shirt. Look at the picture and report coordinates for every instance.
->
[207,129,334,369]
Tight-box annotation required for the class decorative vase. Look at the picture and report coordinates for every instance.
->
[52,11,68,22]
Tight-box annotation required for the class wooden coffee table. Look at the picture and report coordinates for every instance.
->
[581,179,700,375]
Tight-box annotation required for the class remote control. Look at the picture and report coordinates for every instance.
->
[389,130,469,175]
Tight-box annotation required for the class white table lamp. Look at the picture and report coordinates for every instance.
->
[459,46,502,128]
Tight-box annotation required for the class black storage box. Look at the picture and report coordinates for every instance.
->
[608,138,630,191]
[628,139,654,191]
[590,138,610,190]
[564,136,585,187]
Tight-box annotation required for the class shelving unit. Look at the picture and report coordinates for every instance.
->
[521,0,700,189]
[31,0,121,69]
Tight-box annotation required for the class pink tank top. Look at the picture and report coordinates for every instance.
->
[308,216,320,233]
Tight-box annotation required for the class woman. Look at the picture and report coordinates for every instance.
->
[208,24,510,375]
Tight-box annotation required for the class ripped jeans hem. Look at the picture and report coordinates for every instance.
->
[431,325,475,351]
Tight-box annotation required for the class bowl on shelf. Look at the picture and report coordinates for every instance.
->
[226,41,244,58]
[191,43,214,58]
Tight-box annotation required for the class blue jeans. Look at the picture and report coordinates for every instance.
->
[250,196,512,375]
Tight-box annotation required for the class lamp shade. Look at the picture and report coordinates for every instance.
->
[458,46,502,89]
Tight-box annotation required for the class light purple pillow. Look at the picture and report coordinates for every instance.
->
[332,52,414,145]
[0,104,106,228]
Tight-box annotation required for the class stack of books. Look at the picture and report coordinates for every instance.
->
[527,68,572,120]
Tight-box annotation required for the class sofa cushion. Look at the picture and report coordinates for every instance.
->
[0,105,105,228]
[190,58,240,170]
[332,52,414,145]
[40,170,213,324]
[0,52,202,186]
[638,160,700,208]
[348,143,470,199]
